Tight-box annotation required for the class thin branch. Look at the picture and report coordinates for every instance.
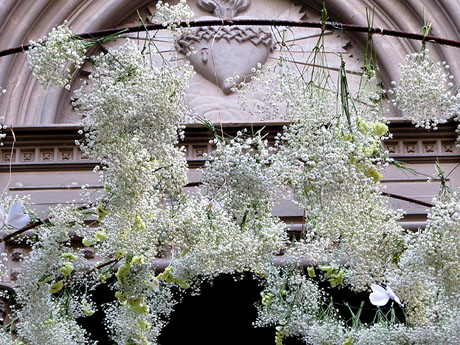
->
[0,205,91,243]
[2,19,460,57]
[94,258,118,271]
[186,180,435,208]
[382,192,434,208]
[0,219,44,243]
[62,258,119,289]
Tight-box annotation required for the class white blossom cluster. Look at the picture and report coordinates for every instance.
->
[12,205,95,345]
[268,80,402,290]
[235,61,338,123]
[255,265,348,345]
[386,191,460,328]
[354,69,387,123]
[202,131,280,220]
[27,22,87,89]
[75,41,192,210]
[255,266,326,336]
[164,131,288,279]
[105,256,179,345]
[15,8,460,345]
[155,0,195,30]
[255,264,460,345]
[18,18,196,343]
[456,112,460,147]
[0,328,15,345]
[388,50,460,130]
[167,195,287,281]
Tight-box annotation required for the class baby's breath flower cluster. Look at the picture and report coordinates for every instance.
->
[236,61,338,123]
[202,131,280,220]
[386,191,460,329]
[14,9,460,345]
[255,265,347,345]
[104,284,178,345]
[169,199,286,280]
[155,0,195,30]
[75,41,192,210]
[266,74,402,290]
[168,132,288,279]
[354,69,387,123]
[388,50,460,129]
[0,328,15,345]
[27,22,87,89]
[16,16,197,343]
[106,256,179,345]
[12,205,94,345]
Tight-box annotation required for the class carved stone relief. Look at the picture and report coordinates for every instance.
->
[168,0,363,123]
[1,0,460,124]
[56,0,364,124]
[175,0,273,94]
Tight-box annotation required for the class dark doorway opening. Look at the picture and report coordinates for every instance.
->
[159,274,303,345]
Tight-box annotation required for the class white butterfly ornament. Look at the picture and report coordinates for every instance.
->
[0,202,31,229]
[369,284,404,307]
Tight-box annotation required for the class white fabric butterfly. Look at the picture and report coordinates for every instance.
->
[369,284,404,307]
[0,202,31,229]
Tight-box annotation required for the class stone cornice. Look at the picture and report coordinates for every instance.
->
[0,122,458,172]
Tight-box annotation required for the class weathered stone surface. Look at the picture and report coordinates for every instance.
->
[1,0,460,124]
[177,21,272,94]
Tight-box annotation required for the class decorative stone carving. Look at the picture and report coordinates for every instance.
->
[175,0,273,94]
[10,268,22,281]
[443,142,454,153]
[60,149,73,161]
[385,143,398,154]
[40,149,54,161]
[197,0,250,20]
[404,143,417,154]
[21,150,34,162]
[11,248,24,261]
[83,247,95,259]
[193,146,207,157]
[2,150,15,162]
[423,142,436,153]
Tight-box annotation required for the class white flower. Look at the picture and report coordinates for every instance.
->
[27,22,87,88]
[369,283,403,307]
[0,202,30,229]
[389,50,460,130]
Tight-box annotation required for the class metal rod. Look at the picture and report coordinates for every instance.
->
[382,192,434,208]
[1,19,460,58]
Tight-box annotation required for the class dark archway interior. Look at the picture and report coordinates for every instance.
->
[159,274,303,345]
[80,273,405,345]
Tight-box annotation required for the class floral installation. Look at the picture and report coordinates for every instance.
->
[0,1,460,345]
[155,0,195,30]
[27,22,88,89]
[387,49,460,130]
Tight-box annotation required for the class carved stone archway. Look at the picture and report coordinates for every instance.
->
[1,0,460,124]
